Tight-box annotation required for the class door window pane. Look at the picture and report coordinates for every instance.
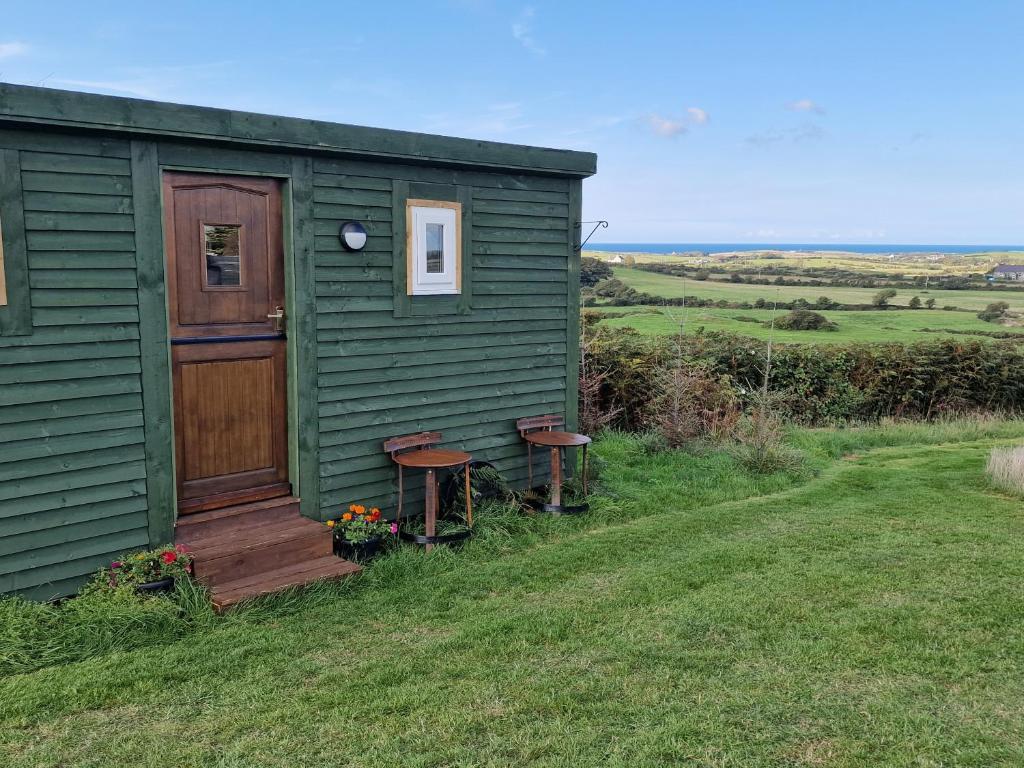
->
[204,225,241,286]
[425,222,444,273]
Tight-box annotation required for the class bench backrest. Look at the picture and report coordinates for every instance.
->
[383,431,442,457]
[516,414,563,435]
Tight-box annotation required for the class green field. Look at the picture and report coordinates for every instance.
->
[593,305,1024,344]
[611,266,1024,312]
[3,422,1024,766]
[584,249,1024,277]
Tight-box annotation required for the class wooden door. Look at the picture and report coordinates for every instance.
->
[163,172,289,514]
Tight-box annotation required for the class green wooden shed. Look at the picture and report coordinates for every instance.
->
[0,83,596,602]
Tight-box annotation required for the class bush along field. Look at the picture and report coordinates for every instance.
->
[582,326,1024,429]
[2,419,1024,766]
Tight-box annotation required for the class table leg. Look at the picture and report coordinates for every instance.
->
[464,461,473,527]
[424,468,436,553]
[582,444,589,496]
[550,446,562,507]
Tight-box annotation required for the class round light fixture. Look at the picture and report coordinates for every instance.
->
[339,221,368,251]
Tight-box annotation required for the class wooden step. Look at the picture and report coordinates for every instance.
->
[175,496,301,545]
[189,519,331,587]
[210,555,362,611]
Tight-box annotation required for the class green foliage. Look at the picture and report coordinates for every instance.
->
[583,326,1024,427]
[909,295,922,309]
[873,288,898,307]
[579,256,613,287]
[85,544,192,592]
[774,309,838,331]
[0,580,213,676]
[925,297,937,309]
[3,424,1024,764]
[978,301,1011,322]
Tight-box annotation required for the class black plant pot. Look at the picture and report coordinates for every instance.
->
[399,528,473,547]
[334,534,385,562]
[136,577,175,594]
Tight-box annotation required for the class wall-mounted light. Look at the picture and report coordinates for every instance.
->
[339,221,367,251]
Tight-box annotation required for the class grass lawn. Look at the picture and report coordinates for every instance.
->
[611,266,1024,312]
[3,421,1024,766]
[592,304,1024,344]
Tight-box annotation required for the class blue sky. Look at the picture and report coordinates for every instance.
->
[2,1,1023,244]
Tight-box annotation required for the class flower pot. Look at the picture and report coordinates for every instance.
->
[398,528,473,547]
[334,534,385,562]
[136,577,175,594]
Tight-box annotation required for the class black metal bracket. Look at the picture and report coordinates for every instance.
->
[575,220,608,252]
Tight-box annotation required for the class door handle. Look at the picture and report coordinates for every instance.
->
[267,306,286,332]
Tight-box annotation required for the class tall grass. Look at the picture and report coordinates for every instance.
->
[4,417,1023,679]
[0,580,215,677]
[985,444,1024,495]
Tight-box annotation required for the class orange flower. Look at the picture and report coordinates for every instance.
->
[342,512,353,522]
[349,504,358,513]
[371,507,380,515]
[353,505,366,515]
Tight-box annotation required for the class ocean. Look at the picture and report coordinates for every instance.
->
[583,243,1024,255]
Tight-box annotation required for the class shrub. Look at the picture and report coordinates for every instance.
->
[985,445,1024,495]
[978,301,1010,323]
[580,257,614,287]
[579,328,1024,429]
[729,392,805,474]
[649,364,740,447]
[872,288,898,307]
[774,310,837,331]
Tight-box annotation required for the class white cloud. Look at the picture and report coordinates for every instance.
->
[746,122,825,147]
[787,98,825,114]
[647,114,687,137]
[0,41,30,60]
[512,7,545,56]
[687,106,709,124]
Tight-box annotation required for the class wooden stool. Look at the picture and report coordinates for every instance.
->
[384,432,472,551]
[517,415,592,512]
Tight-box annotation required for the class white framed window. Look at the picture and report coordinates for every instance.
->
[406,199,462,295]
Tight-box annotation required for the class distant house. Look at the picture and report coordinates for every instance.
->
[607,254,625,264]
[991,264,1024,281]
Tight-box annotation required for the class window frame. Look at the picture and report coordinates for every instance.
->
[0,148,31,336]
[406,199,462,296]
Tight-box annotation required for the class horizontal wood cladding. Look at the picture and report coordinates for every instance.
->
[0,123,582,598]
[311,166,573,517]
[0,135,149,598]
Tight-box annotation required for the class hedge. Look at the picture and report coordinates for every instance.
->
[583,327,1024,429]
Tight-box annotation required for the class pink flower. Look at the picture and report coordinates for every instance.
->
[161,551,176,565]
[389,523,399,534]
[111,561,123,569]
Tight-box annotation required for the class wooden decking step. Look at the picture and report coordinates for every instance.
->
[175,496,361,609]
[210,555,362,611]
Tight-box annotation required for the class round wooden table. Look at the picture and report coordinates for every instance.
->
[394,448,472,551]
[524,430,592,509]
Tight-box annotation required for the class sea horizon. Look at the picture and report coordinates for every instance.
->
[584,242,1024,256]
